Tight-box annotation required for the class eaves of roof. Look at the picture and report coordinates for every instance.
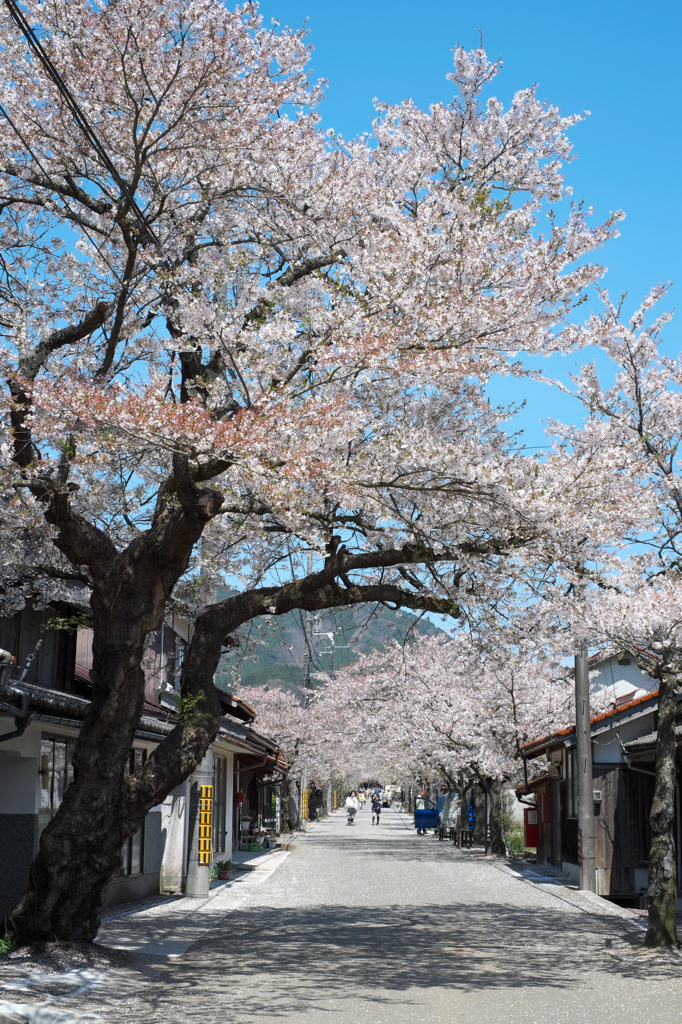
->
[1,682,281,759]
[623,723,682,753]
[216,688,255,723]
[217,717,281,758]
[1,681,174,740]
[520,689,660,758]
[515,773,551,794]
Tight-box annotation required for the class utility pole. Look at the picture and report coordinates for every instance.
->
[484,789,491,856]
[575,643,597,892]
[302,550,314,694]
[185,749,214,898]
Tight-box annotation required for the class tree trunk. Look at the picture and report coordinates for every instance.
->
[2,460,226,943]
[487,779,506,856]
[5,570,223,943]
[282,777,301,831]
[645,672,678,947]
[7,616,154,941]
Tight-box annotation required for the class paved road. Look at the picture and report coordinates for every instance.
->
[115,807,682,1024]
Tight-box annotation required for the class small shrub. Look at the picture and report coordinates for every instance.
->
[0,929,17,953]
[506,828,526,856]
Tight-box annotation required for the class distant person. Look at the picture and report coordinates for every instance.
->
[415,789,429,835]
[371,791,382,825]
[358,790,367,809]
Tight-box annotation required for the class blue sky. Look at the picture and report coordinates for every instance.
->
[257,0,682,444]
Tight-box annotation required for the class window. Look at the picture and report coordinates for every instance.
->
[39,735,77,834]
[565,748,578,818]
[117,749,146,876]
[213,756,228,853]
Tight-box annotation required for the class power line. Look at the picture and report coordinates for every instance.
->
[3,0,160,248]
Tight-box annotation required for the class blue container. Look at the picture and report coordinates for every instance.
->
[414,807,440,830]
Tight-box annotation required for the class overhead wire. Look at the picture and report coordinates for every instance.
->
[2,0,161,248]
[0,100,128,291]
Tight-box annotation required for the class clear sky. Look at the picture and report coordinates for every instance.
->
[256,0,682,443]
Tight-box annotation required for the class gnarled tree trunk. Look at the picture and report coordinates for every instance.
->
[646,672,678,947]
[488,779,507,856]
[4,463,225,944]
[5,600,224,943]
[479,777,506,856]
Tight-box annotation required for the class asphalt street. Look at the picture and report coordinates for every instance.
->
[112,806,682,1024]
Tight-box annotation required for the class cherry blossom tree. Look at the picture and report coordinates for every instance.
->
[0,0,622,942]
[309,634,575,851]
[552,296,682,945]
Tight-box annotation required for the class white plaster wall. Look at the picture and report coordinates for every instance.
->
[0,719,80,813]
[0,750,38,813]
[507,792,528,826]
[591,708,656,764]
[591,655,656,701]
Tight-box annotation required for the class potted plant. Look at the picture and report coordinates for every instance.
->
[215,860,233,880]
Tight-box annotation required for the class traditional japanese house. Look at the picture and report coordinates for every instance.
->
[517,652,666,904]
[0,603,286,918]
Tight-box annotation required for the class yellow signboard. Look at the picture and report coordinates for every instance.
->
[301,789,309,820]
[198,784,214,864]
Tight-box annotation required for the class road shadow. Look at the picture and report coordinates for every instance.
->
[297,830,479,864]
[118,897,679,1023]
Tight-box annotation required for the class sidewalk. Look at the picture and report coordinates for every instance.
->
[98,850,291,956]
[0,842,297,1024]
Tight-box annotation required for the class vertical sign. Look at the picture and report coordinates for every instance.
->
[198,783,213,864]
[301,789,309,820]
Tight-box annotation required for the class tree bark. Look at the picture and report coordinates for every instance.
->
[645,672,679,947]
[487,779,506,856]
[5,583,224,943]
[5,464,226,944]
[282,777,301,832]
[4,482,470,942]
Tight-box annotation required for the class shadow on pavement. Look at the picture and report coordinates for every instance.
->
[122,897,677,1022]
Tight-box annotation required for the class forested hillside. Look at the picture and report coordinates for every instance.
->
[215,606,445,693]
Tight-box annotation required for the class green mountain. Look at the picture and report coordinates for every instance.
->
[215,605,445,694]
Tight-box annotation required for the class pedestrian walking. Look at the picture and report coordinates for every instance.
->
[415,789,429,834]
[371,791,382,825]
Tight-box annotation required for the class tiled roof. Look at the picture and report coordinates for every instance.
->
[520,689,659,756]
[0,681,281,759]
[515,773,551,794]
[623,724,682,752]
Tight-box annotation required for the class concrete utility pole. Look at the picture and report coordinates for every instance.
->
[302,549,314,693]
[575,644,597,892]
[186,749,214,898]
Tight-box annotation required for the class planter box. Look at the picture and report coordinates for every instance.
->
[248,844,260,852]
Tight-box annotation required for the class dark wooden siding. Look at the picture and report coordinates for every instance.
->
[593,764,654,895]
